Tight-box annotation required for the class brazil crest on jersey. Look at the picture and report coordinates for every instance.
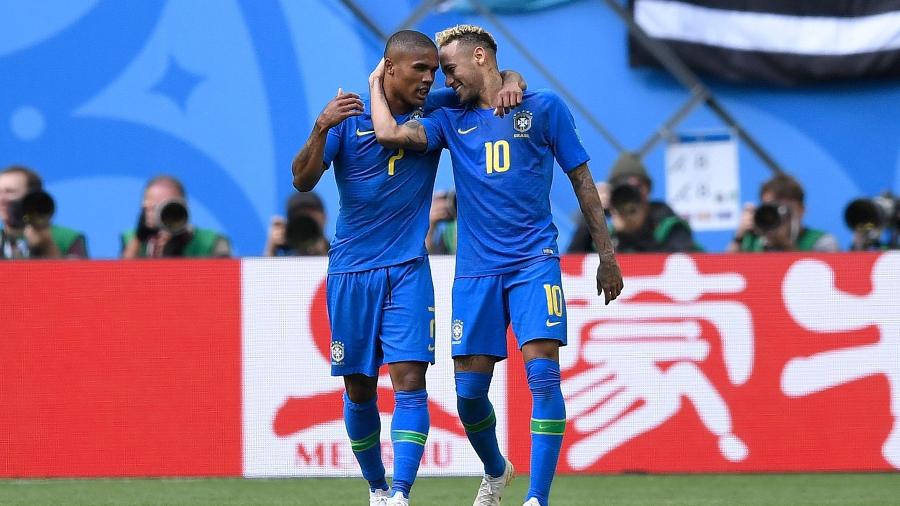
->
[421,89,590,277]
[323,90,456,273]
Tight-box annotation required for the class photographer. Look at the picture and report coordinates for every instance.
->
[426,189,457,255]
[121,175,231,258]
[0,165,87,259]
[263,192,329,256]
[569,153,696,253]
[729,174,838,253]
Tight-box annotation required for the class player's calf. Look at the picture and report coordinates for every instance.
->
[525,357,565,506]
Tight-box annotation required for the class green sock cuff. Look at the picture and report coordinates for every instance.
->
[530,418,566,436]
[350,430,381,452]
[463,410,497,433]
[391,429,428,446]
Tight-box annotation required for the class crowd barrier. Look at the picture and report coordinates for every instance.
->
[2,252,898,477]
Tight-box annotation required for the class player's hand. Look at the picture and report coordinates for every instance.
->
[268,216,286,246]
[368,58,385,89]
[493,81,523,117]
[596,254,623,305]
[316,88,364,130]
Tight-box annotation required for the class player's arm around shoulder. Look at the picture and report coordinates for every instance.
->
[368,59,431,152]
[567,163,624,305]
[291,88,363,191]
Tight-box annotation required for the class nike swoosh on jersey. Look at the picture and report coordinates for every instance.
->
[427,344,435,352]
[457,126,478,135]
[356,128,375,136]
[546,319,562,327]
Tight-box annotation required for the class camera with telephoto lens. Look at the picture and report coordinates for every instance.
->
[610,182,643,215]
[844,193,899,250]
[154,198,189,235]
[753,203,791,233]
[284,213,323,252]
[6,190,55,230]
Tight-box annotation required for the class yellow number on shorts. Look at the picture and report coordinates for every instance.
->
[388,149,404,176]
[543,284,563,317]
[484,140,510,174]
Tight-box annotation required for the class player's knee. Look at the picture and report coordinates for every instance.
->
[455,370,492,399]
[521,339,560,362]
[525,357,561,399]
[344,375,378,403]
[454,354,496,373]
[389,362,427,392]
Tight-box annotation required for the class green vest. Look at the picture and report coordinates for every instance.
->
[121,228,227,257]
[740,228,825,252]
[440,220,457,254]
[609,215,703,252]
[50,225,86,256]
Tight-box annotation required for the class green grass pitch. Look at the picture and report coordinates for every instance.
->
[3,474,900,505]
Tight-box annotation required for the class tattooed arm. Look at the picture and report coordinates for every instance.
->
[568,163,623,304]
[368,60,430,152]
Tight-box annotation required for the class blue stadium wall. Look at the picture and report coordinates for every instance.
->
[2,0,898,258]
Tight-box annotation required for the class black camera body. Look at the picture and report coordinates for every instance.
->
[6,190,55,230]
[753,203,791,233]
[844,193,899,250]
[610,183,643,212]
[284,214,323,252]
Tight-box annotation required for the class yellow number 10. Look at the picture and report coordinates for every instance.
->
[543,284,563,317]
[484,140,510,174]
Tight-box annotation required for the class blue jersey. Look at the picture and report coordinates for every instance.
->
[422,89,590,277]
[323,90,456,273]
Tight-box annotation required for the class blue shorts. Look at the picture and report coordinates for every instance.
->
[450,257,567,360]
[327,256,436,377]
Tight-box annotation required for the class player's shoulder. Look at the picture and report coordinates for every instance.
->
[424,87,464,113]
[524,88,565,109]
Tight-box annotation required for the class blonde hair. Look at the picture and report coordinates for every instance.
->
[435,24,497,53]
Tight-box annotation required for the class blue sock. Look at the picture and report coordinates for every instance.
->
[343,392,388,492]
[455,371,506,478]
[390,389,429,498]
[525,358,565,506]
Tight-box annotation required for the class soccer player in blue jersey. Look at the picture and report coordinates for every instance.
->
[291,30,525,506]
[368,25,624,506]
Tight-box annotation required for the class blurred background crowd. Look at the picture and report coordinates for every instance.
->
[2,160,896,259]
[2,0,898,260]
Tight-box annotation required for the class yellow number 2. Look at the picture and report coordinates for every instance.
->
[484,140,510,174]
[388,149,404,176]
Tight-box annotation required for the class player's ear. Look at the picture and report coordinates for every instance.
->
[384,57,395,75]
[473,47,485,65]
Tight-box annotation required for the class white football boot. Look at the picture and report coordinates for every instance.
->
[385,490,409,506]
[473,458,514,506]
[369,488,390,506]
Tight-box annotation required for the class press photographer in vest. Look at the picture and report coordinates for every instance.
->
[121,175,231,258]
[730,174,838,252]
[0,165,87,259]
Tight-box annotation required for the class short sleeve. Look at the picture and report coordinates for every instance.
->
[322,121,343,168]
[544,92,590,173]
[423,87,459,113]
[420,114,447,154]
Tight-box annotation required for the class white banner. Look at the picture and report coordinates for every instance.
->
[665,131,740,232]
[241,257,507,477]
